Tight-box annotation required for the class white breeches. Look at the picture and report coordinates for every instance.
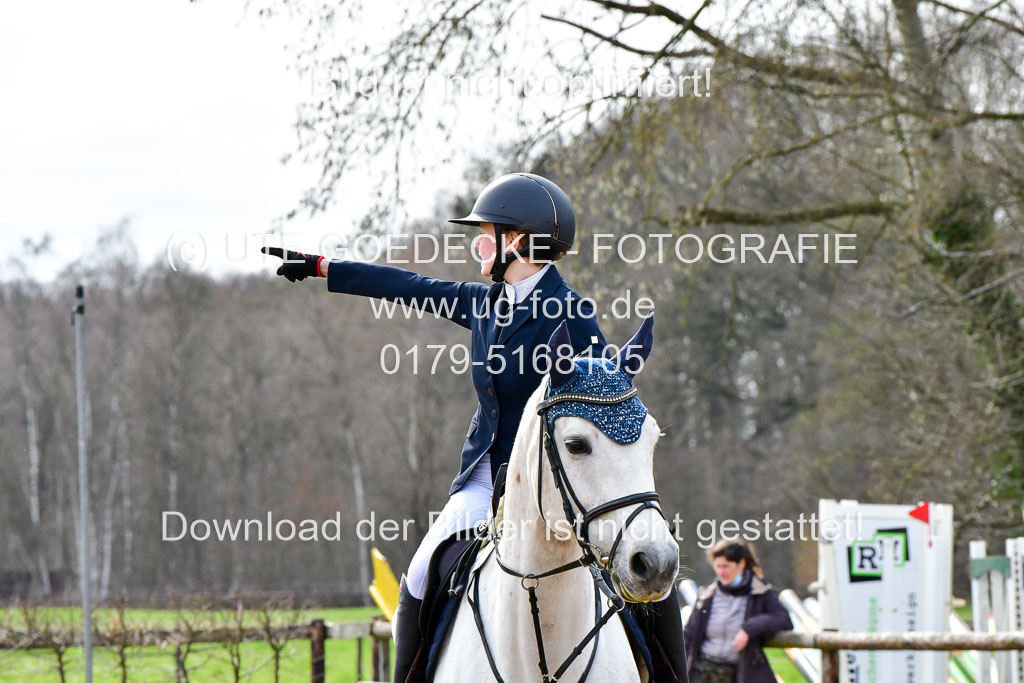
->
[405,458,493,600]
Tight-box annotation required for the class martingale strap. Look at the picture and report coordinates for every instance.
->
[468,558,616,683]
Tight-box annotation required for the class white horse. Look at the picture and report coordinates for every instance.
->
[433,316,679,683]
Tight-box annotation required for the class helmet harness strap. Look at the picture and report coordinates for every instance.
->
[489,225,529,284]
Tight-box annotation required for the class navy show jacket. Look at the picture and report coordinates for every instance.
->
[326,260,606,494]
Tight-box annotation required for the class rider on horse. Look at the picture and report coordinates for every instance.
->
[263,173,687,682]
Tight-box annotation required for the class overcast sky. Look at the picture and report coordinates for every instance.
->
[0,1,700,282]
[0,1,479,281]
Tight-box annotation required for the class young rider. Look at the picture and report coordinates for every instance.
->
[263,173,687,682]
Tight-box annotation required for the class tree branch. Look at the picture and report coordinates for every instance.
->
[541,14,710,59]
[700,112,895,206]
[584,0,893,88]
[924,0,1024,38]
[667,200,898,227]
[962,265,1024,302]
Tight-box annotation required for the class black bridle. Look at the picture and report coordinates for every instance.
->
[533,386,664,571]
[467,381,664,683]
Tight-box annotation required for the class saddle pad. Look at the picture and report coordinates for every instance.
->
[404,533,489,682]
[424,540,491,680]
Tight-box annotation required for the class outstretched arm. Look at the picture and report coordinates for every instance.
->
[261,247,488,330]
[325,260,488,329]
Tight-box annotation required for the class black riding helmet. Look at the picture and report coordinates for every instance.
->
[449,173,576,283]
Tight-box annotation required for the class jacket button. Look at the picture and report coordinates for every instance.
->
[490,409,497,418]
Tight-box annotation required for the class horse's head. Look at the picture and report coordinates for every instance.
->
[526,315,679,603]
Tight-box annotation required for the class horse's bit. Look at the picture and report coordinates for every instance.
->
[467,364,664,683]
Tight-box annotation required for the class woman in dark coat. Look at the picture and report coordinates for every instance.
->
[683,539,793,683]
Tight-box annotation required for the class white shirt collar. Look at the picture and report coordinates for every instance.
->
[503,263,551,304]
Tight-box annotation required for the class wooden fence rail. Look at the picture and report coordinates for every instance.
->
[6,620,1024,682]
[767,629,1024,650]
[311,617,393,682]
[766,630,1024,683]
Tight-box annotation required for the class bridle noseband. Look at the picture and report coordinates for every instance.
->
[467,374,666,683]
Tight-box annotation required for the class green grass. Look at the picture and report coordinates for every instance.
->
[0,638,377,682]
[767,648,807,682]
[0,606,386,682]
[954,604,973,622]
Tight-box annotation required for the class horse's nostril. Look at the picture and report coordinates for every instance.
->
[630,551,651,579]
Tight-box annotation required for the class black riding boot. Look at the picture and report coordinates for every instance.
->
[392,575,423,683]
[639,586,689,683]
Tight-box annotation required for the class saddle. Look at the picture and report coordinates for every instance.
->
[407,462,508,682]
[406,526,485,682]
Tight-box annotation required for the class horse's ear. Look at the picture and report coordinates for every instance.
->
[546,320,574,388]
[614,314,654,376]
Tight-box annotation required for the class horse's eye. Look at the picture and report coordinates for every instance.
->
[564,438,591,455]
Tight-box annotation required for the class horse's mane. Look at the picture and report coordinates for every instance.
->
[507,374,551,522]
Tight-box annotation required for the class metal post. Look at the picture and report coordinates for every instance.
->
[73,284,93,683]
[310,619,325,683]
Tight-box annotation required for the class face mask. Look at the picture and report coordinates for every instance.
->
[729,571,744,587]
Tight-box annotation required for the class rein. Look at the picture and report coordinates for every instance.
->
[467,380,663,682]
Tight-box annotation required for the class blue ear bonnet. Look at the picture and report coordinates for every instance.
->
[544,357,648,445]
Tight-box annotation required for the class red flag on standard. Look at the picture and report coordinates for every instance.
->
[909,500,930,524]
